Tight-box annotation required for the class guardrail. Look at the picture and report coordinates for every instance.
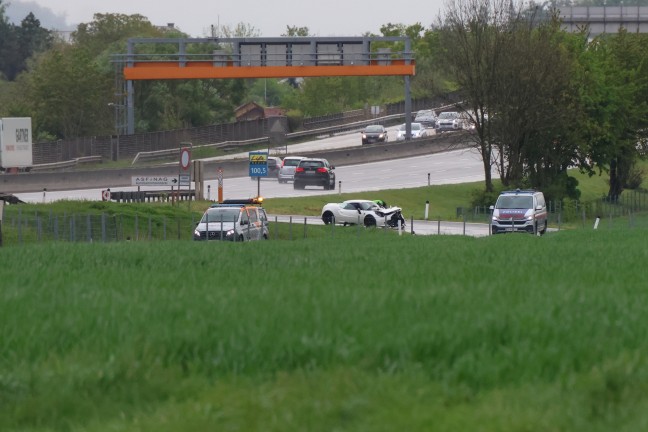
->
[30,156,103,172]
[109,189,195,203]
[131,137,270,165]
[285,102,462,142]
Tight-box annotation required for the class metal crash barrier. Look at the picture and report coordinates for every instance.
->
[107,190,195,203]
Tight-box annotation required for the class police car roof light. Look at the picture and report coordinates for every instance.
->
[217,197,264,205]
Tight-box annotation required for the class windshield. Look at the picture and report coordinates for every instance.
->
[201,208,240,223]
[284,158,301,167]
[439,112,458,119]
[364,125,383,133]
[496,196,533,209]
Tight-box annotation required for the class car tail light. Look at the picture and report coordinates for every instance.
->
[295,167,305,173]
[316,168,327,173]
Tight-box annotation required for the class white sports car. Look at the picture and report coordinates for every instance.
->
[321,199,404,228]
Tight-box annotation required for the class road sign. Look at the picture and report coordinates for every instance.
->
[102,190,111,201]
[180,147,191,171]
[132,176,179,187]
[249,151,268,177]
[179,174,191,186]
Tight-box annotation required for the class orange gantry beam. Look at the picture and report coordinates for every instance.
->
[123,60,416,80]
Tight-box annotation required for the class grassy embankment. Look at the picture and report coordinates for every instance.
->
[2,230,648,431]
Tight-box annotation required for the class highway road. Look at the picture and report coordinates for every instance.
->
[14,147,487,203]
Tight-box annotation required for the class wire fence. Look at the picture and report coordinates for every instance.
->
[0,211,199,246]
[2,203,648,247]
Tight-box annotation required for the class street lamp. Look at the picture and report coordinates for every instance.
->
[107,103,123,161]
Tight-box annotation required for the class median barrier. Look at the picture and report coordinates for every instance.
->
[0,132,472,194]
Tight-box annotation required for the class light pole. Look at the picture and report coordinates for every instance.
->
[108,103,122,161]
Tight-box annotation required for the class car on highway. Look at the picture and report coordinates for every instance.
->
[321,199,405,228]
[361,124,389,144]
[436,111,467,132]
[293,157,336,190]
[278,156,305,183]
[490,189,547,235]
[193,199,269,241]
[395,122,428,141]
[414,110,438,128]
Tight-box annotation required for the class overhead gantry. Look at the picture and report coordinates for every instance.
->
[113,36,416,135]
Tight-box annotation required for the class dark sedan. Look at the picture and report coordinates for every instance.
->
[293,158,336,190]
[361,125,389,145]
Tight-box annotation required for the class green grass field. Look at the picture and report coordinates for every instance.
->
[2,167,648,430]
[2,230,648,431]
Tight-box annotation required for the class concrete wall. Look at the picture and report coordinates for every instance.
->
[0,133,470,194]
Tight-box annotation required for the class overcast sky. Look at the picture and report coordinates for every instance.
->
[6,0,446,37]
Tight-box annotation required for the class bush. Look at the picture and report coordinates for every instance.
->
[286,109,303,132]
[624,165,644,190]
[470,188,501,208]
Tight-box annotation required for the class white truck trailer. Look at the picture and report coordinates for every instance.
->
[0,117,33,172]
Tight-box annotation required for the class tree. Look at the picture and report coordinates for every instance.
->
[437,0,590,200]
[0,0,20,81]
[436,0,517,193]
[492,14,588,199]
[577,30,648,201]
[25,44,113,138]
[282,25,309,37]
[72,13,162,58]
[217,22,260,38]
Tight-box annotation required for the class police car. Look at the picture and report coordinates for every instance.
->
[193,198,270,241]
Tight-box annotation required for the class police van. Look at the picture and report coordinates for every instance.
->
[490,189,547,235]
[193,198,269,241]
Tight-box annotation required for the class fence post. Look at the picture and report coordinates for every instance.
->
[18,208,22,244]
[87,214,92,242]
[102,213,106,243]
[304,217,307,239]
[289,216,293,241]
[37,214,42,242]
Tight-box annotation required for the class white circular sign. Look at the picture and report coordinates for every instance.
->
[180,148,190,170]
[102,190,110,201]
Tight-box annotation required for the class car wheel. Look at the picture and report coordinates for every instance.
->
[364,215,376,227]
[329,181,336,190]
[238,234,245,242]
[322,211,334,225]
